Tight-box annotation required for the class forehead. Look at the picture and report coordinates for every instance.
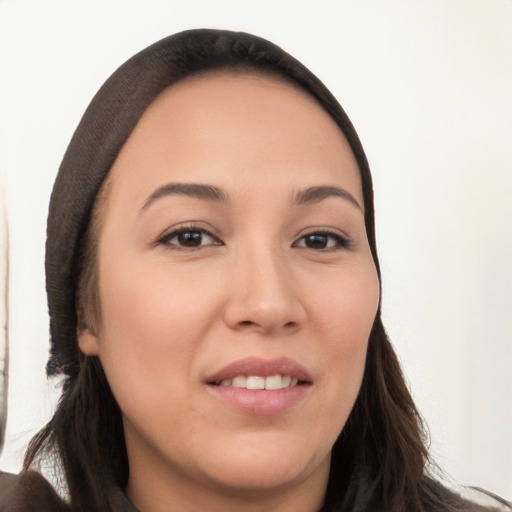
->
[107,71,362,205]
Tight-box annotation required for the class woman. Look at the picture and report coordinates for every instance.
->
[0,29,509,512]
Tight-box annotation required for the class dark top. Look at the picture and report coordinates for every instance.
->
[0,470,510,512]
[0,471,136,512]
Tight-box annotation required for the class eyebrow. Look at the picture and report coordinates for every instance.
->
[140,182,362,213]
[141,182,229,212]
[294,185,363,211]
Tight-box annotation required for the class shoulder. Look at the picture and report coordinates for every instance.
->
[430,479,512,512]
[0,471,70,512]
[456,486,512,512]
[408,477,512,512]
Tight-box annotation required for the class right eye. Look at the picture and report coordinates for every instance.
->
[158,227,220,250]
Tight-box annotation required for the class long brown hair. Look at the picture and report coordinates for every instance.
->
[26,29,461,511]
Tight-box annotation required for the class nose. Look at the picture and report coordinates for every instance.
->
[223,245,306,336]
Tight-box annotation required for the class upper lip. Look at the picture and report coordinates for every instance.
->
[205,356,312,384]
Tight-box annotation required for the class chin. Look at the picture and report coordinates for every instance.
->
[206,464,317,496]
[196,437,332,494]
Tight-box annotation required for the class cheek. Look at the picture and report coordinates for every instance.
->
[307,260,379,418]
[99,256,221,340]
[94,256,225,408]
[311,260,379,347]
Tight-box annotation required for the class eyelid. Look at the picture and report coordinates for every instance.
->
[154,222,223,249]
[293,228,352,251]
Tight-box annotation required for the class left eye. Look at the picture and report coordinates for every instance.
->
[163,229,217,248]
[295,232,346,250]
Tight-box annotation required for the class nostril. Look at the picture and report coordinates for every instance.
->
[236,320,298,332]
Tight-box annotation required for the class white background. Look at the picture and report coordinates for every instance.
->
[0,0,511,499]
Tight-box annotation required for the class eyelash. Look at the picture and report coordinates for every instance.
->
[293,229,351,251]
[156,225,351,252]
[156,225,221,250]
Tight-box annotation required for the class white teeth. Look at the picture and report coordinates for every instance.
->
[246,376,265,389]
[265,375,282,390]
[232,376,247,388]
[218,375,299,389]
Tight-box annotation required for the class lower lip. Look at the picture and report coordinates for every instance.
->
[206,384,311,415]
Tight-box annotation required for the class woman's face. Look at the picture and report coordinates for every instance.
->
[79,73,380,503]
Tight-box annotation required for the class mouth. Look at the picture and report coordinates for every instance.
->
[211,375,303,390]
[205,357,312,415]
[205,356,312,387]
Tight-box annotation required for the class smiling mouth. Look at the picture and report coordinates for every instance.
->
[206,356,313,392]
[205,357,312,414]
[211,375,307,390]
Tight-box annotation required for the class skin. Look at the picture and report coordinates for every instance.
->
[78,73,380,512]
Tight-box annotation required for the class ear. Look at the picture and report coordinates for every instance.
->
[77,326,100,356]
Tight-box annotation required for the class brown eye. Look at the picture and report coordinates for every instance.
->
[303,234,329,249]
[176,230,205,247]
[161,228,219,249]
[295,232,348,250]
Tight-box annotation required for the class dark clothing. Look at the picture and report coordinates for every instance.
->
[0,471,69,512]
[0,471,137,512]
[0,470,510,512]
